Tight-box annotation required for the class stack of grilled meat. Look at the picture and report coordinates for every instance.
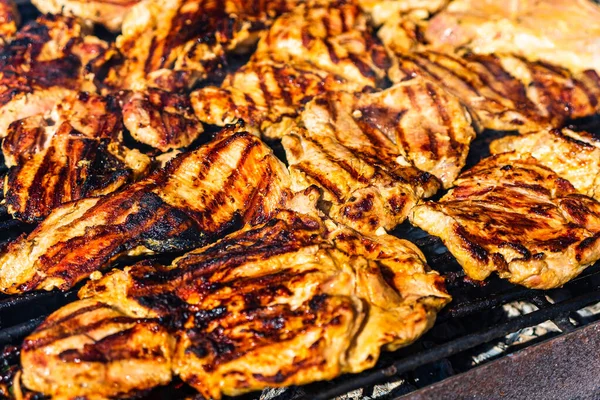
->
[0,0,598,398]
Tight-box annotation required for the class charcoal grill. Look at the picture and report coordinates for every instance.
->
[1,1,600,399]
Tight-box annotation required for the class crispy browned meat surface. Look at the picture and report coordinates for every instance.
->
[425,0,600,73]
[253,1,391,88]
[0,0,18,44]
[21,209,450,399]
[122,88,204,152]
[0,126,291,293]
[410,153,600,289]
[106,0,299,91]
[359,0,448,26]
[388,51,600,133]
[0,14,106,136]
[2,92,150,222]
[191,60,366,139]
[282,77,474,233]
[31,0,142,32]
[490,129,600,200]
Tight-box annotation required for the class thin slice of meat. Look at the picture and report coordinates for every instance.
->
[0,14,106,136]
[282,77,473,234]
[22,209,449,399]
[283,76,475,234]
[190,60,367,139]
[490,129,600,200]
[410,153,600,289]
[0,125,291,293]
[253,1,391,88]
[424,0,600,73]
[359,0,449,26]
[389,51,600,133]
[31,0,142,32]
[122,88,204,152]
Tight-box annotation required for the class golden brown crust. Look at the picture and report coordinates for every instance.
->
[23,210,449,399]
[410,153,600,289]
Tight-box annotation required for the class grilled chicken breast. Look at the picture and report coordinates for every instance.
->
[490,129,600,200]
[107,0,299,91]
[122,88,204,152]
[0,0,18,44]
[253,1,391,88]
[2,92,150,222]
[425,0,600,73]
[191,60,367,139]
[22,209,450,399]
[0,125,291,293]
[282,77,473,234]
[31,0,142,32]
[389,51,600,133]
[410,153,600,289]
[0,14,105,136]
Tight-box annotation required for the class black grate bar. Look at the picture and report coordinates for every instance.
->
[0,289,77,311]
[0,316,47,346]
[303,289,600,400]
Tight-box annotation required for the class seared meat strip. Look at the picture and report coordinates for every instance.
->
[490,129,600,200]
[22,209,449,399]
[122,88,204,152]
[253,1,391,88]
[283,77,474,233]
[425,0,600,73]
[191,60,367,139]
[389,51,600,133]
[410,153,600,289]
[0,125,291,293]
[107,0,299,91]
[0,0,18,44]
[2,92,150,222]
[0,14,106,136]
[31,0,142,32]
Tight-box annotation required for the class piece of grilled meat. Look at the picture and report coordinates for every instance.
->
[191,60,367,139]
[21,208,450,399]
[282,77,474,234]
[359,0,448,26]
[122,88,204,152]
[425,0,600,73]
[2,92,150,222]
[253,1,391,88]
[31,0,142,32]
[0,125,291,294]
[106,0,299,91]
[0,0,18,44]
[410,153,600,289]
[389,50,600,133]
[0,14,107,136]
[490,129,600,200]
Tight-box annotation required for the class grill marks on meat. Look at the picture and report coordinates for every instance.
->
[410,154,600,289]
[424,0,600,73]
[491,129,600,200]
[282,77,474,234]
[0,0,18,44]
[389,51,600,133]
[122,88,204,152]
[0,14,105,136]
[108,0,299,91]
[31,0,142,32]
[2,93,151,222]
[0,127,291,293]
[191,61,367,139]
[22,210,449,399]
[253,1,391,88]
